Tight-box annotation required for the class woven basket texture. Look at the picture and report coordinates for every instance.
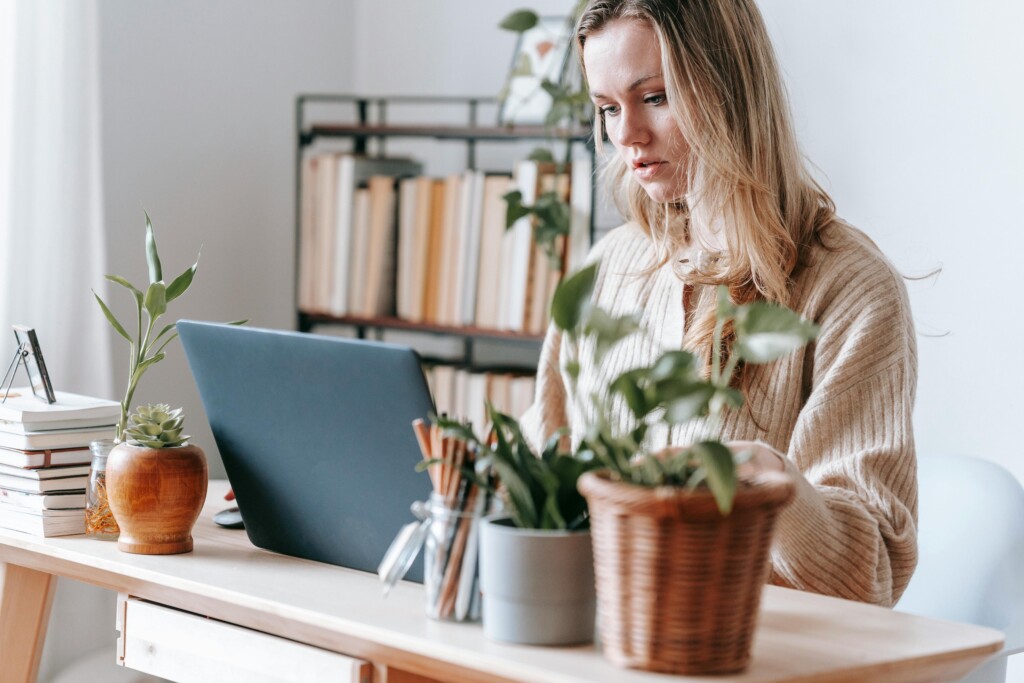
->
[578,470,795,675]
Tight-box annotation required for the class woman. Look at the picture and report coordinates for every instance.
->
[522,0,917,607]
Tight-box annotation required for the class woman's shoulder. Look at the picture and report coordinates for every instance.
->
[796,218,912,322]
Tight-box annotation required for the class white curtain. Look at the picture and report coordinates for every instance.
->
[0,2,126,681]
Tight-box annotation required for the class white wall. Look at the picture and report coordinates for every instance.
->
[757,0,1024,484]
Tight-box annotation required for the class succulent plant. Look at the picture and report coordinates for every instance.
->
[124,403,190,449]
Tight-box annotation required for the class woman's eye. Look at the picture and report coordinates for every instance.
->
[644,93,666,106]
[600,105,620,117]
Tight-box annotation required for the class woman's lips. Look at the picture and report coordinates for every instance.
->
[633,161,665,181]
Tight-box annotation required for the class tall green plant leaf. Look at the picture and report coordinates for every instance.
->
[92,292,131,342]
[143,281,168,319]
[551,262,598,331]
[499,9,539,32]
[166,258,199,303]
[144,210,163,284]
[735,302,819,363]
[692,441,736,514]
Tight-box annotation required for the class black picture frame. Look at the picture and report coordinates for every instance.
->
[13,326,56,404]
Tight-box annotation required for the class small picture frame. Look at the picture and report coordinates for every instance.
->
[498,16,574,126]
[13,326,56,404]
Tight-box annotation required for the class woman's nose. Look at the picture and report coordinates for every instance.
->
[612,108,650,148]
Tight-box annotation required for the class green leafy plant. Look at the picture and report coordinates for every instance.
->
[92,211,201,443]
[433,405,600,531]
[498,7,592,267]
[123,403,190,449]
[551,262,819,513]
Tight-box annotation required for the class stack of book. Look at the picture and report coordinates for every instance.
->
[0,388,120,537]
[424,366,536,435]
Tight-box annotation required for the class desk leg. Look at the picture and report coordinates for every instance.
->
[0,562,56,683]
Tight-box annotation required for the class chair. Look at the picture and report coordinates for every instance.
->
[896,454,1024,683]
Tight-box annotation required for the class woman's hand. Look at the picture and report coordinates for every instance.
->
[729,440,786,477]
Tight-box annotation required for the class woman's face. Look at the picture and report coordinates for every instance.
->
[583,19,689,203]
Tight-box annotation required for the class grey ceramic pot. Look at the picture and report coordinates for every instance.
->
[479,515,596,645]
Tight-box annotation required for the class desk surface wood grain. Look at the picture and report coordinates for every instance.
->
[0,480,1003,683]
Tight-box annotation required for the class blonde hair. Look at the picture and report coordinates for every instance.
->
[576,0,836,377]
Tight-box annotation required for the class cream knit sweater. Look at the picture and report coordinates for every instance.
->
[522,220,918,607]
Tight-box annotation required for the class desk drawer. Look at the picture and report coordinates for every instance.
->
[116,595,372,683]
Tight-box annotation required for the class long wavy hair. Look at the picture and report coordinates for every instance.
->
[576,0,836,378]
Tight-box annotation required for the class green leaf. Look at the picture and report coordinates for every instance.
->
[92,291,131,342]
[166,258,199,303]
[105,275,143,304]
[545,100,573,128]
[663,384,716,424]
[144,210,163,284]
[528,147,555,163]
[610,369,649,419]
[692,441,736,514]
[499,9,539,32]
[503,190,531,230]
[583,308,641,361]
[550,262,598,331]
[511,52,534,78]
[143,281,168,319]
[734,302,819,363]
[650,351,697,382]
[716,285,734,318]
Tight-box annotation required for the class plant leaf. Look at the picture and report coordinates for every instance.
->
[692,441,736,515]
[735,302,819,363]
[503,190,531,230]
[499,9,539,32]
[583,308,641,361]
[610,369,649,419]
[166,257,199,303]
[143,281,168,319]
[144,210,163,284]
[663,384,716,424]
[528,147,555,163]
[550,262,598,331]
[105,275,143,304]
[92,291,131,342]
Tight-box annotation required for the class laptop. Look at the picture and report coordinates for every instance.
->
[178,320,434,582]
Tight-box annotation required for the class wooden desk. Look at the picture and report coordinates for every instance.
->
[0,481,1004,683]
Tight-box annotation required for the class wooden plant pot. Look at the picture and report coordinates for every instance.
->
[577,470,795,675]
[106,442,209,555]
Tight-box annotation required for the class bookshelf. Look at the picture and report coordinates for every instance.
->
[294,94,597,372]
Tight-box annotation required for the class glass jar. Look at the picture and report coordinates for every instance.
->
[422,491,487,622]
[85,439,119,539]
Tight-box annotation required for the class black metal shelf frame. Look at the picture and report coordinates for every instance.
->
[293,94,598,368]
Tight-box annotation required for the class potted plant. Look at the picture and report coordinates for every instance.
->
[434,407,601,646]
[549,262,817,674]
[91,211,214,554]
[106,403,207,554]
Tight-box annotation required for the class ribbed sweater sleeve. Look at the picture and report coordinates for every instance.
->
[523,221,918,607]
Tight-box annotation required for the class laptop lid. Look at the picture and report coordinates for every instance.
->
[177,320,433,582]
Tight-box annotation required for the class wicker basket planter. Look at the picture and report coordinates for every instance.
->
[578,469,795,675]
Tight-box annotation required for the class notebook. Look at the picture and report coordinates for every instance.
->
[178,321,434,582]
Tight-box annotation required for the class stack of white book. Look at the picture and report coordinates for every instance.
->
[0,388,120,537]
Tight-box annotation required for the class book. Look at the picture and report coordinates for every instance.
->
[568,155,594,272]
[456,170,486,326]
[395,176,420,321]
[501,160,541,330]
[0,417,116,433]
[0,389,119,424]
[328,155,423,317]
[0,445,92,469]
[362,175,400,317]
[405,176,436,323]
[435,173,464,325]
[313,151,340,312]
[0,463,90,479]
[421,179,448,323]
[0,504,85,537]
[0,488,86,510]
[0,426,113,451]
[474,174,513,329]
[347,187,373,315]
[0,473,88,494]
[297,154,320,312]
